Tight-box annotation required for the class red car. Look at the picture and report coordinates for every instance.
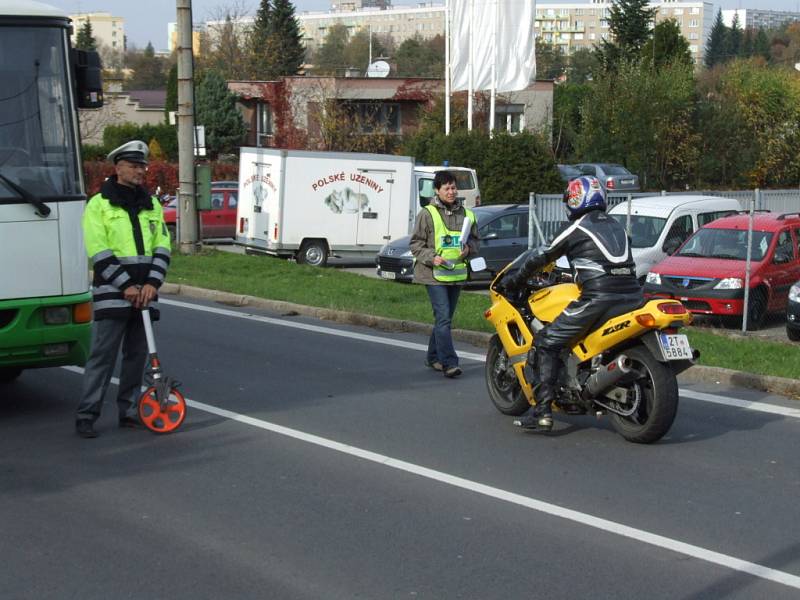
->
[163,182,238,240]
[644,212,800,328]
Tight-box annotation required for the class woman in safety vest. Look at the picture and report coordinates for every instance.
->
[410,170,479,378]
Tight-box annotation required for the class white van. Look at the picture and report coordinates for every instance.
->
[414,165,481,208]
[608,195,741,279]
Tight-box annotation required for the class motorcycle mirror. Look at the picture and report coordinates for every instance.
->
[470,256,487,272]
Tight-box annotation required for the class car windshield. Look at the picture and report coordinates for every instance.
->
[677,228,774,261]
[602,165,632,176]
[610,214,666,248]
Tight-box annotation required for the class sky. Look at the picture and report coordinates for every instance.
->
[44,0,800,51]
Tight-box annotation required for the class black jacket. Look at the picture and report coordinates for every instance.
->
[504,209,641,295]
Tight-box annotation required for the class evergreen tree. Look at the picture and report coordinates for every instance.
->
[536,41,568,80]
[248,0,273,78]
[314,23,349,75]
[595,0,656,71]
[728,13,743,60]
[268,0,305,77]
[641,18,692,69]
[704,10,728,68]
[195,70,246,158]
[567,47,600,83]
[741,28,754,58]
[75,19,97,51]
[754,28,771,61]
[395,35,444,77]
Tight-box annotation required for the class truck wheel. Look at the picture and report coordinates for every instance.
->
[0,367,23,383]
[297,240,328,267]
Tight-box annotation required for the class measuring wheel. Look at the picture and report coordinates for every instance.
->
[138,385,187,433]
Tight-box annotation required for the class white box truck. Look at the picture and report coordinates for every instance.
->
[236,148,420,266]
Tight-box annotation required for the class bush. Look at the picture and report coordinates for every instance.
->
[82,160,240,196]
[102,122,178,161]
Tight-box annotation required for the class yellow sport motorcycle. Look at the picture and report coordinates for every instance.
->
[484,262,698,444]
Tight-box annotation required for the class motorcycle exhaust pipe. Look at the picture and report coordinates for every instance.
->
[583,355,633,399]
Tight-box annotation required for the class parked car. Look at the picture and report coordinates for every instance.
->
[414,165,481,207]
[644,212,800,329]
[608,195,741,280]
[376,204,531,282]
[163,182,238,240]
[787,280,800,341]
[557,164,583,183]
[575,163,640,192]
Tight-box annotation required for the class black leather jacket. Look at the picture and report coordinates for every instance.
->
[503,209,641,295]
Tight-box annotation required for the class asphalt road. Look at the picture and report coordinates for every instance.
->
[3,296,799,599]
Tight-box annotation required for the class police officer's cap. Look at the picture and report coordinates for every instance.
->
[108,140,149,165]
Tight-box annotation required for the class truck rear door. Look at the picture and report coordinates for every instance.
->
[355,169,395,246]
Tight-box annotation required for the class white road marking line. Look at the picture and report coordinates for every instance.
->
[60,364,800,591]
[161,297,800,418]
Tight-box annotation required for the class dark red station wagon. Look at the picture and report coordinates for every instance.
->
[163,182,238,240]
[644,212,800,328]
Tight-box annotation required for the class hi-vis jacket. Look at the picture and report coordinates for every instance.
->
[82,177,171,320]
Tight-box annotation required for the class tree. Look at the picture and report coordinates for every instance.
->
[597,0,656,70]
[195,70,246,158]
[248,0,274,78]
[344,27,387,74]
[395,35,445,77]
[754,28,770,62]
[536,41,568,80]
[567,48,600,83]
[704,10,727,68]
[267,0,306,76]
[728,13,743,60]
[641,19,692,70]
[313,23,349,75]
[126,42,167,90]
[741,28,755,58]
[75,19,97,51]
[552,82,590,160]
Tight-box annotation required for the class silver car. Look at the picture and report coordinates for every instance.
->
[575,163,640,192]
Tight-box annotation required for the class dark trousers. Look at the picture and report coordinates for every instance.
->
[75,316,148,423]
[425,284,462,369]
[533,289,642,406]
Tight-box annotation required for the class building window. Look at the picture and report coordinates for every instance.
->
[494,104,525,134]
[257,102,273,146]
[347,102,401,134]
[689,19,698,27]
[688,32,698,40]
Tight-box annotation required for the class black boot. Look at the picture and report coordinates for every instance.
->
[513,383,554,431]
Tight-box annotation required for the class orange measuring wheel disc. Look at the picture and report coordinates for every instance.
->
[138,386,187,433]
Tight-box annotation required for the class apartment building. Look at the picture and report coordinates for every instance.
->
[69,12,125,52]
[722,9,800,30]
[536,1,714,62]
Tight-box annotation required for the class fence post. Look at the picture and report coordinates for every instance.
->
[742,189,757,334]
[528,192,535,249]
[626,193,632,236]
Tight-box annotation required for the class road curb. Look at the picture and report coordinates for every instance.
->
[161,283,800,399]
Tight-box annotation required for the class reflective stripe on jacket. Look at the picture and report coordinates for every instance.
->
[83,188,171,320]
[424,204,475,282]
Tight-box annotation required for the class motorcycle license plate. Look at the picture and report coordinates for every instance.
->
[380,271,396,280]
[658,333,692,360]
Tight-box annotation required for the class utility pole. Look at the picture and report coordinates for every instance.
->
[176,0,197,254]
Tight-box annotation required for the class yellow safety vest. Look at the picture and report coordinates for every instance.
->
[425,204,475,283]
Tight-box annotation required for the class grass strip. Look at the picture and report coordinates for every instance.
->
[169,249,799,381]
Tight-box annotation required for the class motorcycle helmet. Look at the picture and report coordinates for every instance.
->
[563,176,606,220]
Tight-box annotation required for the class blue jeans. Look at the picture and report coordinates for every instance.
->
[425,284,461,369]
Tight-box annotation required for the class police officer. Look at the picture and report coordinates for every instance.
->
[410,170,479,378]
[75,141,171,438]
[501,176,642,430]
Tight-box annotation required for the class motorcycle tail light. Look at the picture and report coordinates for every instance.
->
[636,313,656,328]
[657,302,687,315]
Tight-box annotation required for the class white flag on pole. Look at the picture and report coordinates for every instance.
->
[450,0,536,93]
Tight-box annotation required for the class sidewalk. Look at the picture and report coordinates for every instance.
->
[161,282,800,399]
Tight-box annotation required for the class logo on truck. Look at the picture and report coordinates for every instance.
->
[313,171,388,215]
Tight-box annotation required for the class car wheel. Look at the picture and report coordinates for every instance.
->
[745,288,767,331]
[787,325,800,342]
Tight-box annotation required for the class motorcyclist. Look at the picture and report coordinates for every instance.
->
[500,176,643,431]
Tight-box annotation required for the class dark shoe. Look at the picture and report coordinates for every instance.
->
[76,420,98,438]
[443,366,462,378]
[426,360,443,372]
[118,416,143,429]
[513,404,553,431]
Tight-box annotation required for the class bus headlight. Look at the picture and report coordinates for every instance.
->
[44,306,71,324]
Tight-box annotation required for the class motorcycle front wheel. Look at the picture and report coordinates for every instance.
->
[609,346,678,444]
[486,334,530,416]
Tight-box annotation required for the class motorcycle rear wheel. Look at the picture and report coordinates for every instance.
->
[486,334,530,416]
[609,346,678,444]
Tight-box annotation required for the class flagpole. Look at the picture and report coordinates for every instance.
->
[467,0,473,131]
[445,0,450,135]
[489,0,498,137]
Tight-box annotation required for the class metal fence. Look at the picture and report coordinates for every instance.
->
[527,189,800,246]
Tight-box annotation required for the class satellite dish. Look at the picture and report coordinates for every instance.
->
[366,60,391,78]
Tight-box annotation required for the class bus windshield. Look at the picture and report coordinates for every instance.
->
[0,26,80,200]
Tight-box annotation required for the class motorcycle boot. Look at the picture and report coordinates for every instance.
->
[514,347,560,431]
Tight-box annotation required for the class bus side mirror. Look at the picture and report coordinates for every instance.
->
[72,49,103,109]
